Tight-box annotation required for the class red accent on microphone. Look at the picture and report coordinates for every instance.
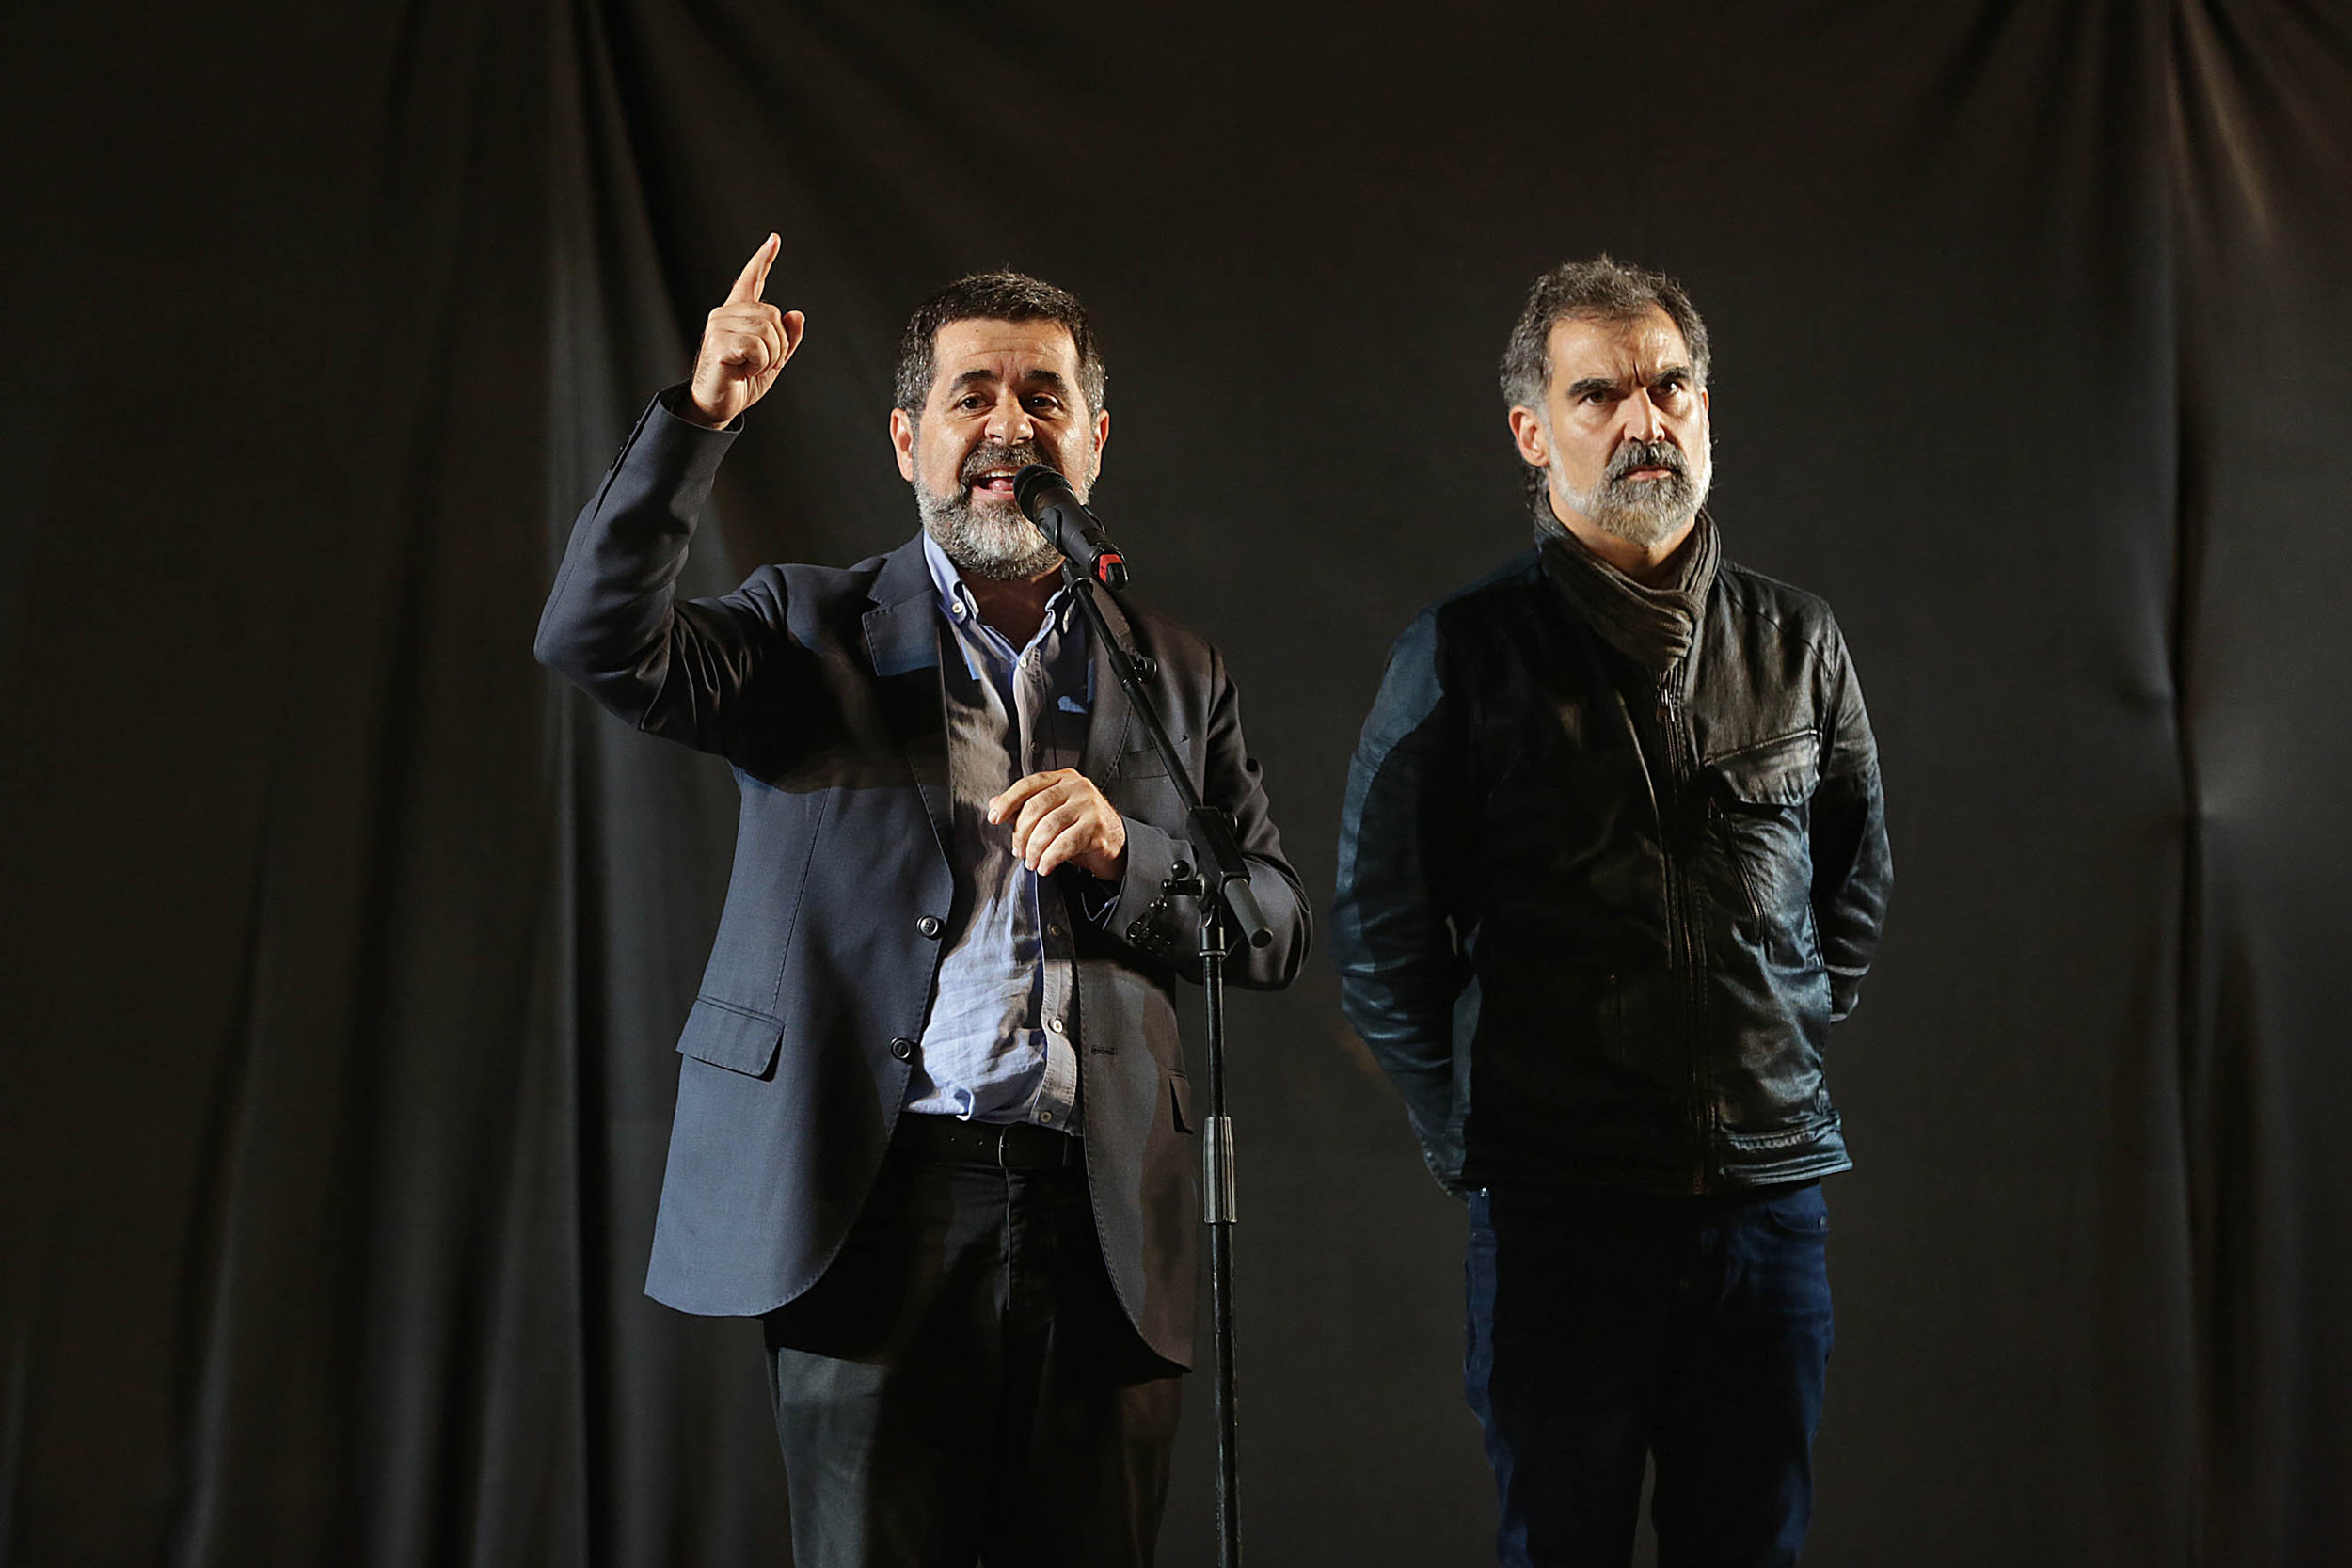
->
[1095,550,1126,585]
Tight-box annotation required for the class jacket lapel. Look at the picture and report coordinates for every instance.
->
[1078,585,1137,786]
[862,537,955,860]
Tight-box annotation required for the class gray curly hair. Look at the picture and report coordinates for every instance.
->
[1498,255,1710,412]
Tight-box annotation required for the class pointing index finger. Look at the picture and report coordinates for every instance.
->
[728,232,780,304]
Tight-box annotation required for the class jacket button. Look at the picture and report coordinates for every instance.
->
[889,1037,916,1061]
[915,914,943,939]
[1126,921,1149,942]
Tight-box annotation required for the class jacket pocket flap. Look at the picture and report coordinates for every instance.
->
[1118,730,1191,779]
[1706,728,1820,807]
[677,997,785,1079]
[1168,1071,1196,1133]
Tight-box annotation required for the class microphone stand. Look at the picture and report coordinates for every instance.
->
[1059,559,1269,1568]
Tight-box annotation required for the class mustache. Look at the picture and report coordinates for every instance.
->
[1606,440,1689,483]
[960,440,1050,486]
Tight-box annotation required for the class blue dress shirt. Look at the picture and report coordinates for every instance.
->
[902,533,1106,1132]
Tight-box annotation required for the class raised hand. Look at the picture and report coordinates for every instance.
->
[686,233,803,428]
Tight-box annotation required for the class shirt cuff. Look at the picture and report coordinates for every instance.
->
[1076,870,1123,927]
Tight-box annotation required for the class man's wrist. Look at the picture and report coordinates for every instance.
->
[659,383,740,432]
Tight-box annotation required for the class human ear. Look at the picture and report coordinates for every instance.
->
[889,406,916,482]
[1507,405,1549,468]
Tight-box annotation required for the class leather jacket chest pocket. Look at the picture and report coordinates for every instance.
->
[1703,729,1820,947]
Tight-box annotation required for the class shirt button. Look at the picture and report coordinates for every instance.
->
[1039,1110,1054,1124]
[1048,1018,1066,1035]
[889,1037,916,1061]
[916,914,943,939]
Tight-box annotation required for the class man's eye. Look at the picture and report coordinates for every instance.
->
[958,396,986,411]
[1025,397,1060,413]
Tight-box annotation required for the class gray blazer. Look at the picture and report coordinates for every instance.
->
[534,394,1310,1365]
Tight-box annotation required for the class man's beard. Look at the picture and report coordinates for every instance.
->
[1558,435,1713,548]
[914,438,1076,581]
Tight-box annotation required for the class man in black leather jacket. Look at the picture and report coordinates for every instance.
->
[1333,258,1891,1567]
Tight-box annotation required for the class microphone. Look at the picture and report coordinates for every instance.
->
[1014,465,1129,589]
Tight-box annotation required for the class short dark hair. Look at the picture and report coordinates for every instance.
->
[894,271,1106,420]
[1498,256,1711,413]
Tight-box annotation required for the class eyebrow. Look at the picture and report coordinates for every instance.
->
[946,367,1073,396]
[1565,364,1696,400]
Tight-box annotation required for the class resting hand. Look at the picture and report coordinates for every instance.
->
[989,769,1128,881]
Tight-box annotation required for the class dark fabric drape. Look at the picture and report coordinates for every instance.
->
[3,2,2346,1563]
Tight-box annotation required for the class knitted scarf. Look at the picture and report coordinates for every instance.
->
[1534,504,1720,673]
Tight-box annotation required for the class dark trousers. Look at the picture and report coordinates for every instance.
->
[1465,1181,1836,1568]
[763,1132,1184,1568]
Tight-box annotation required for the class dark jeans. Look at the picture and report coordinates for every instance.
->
[762,1135,1184,1568]
[1465,1181,1835,1568]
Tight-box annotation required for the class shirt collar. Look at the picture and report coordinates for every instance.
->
[918,531,1081,643]
[919,531,983,626]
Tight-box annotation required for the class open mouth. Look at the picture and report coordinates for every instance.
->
[966,465,1021,498]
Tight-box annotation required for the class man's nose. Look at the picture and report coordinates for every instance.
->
[1624,388,1668,443]
[985,394,1034,445]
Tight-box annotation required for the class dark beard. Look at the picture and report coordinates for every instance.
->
[915,438,1068,580]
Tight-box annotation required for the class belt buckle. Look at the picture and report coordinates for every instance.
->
[993,1124,1015,1170]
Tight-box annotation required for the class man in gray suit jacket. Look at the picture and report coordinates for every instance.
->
[535,234,1309,1567]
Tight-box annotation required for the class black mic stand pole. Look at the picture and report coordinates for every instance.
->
[1058,560,1269,1568]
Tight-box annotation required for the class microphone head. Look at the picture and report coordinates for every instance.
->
[1012,463,1072,523]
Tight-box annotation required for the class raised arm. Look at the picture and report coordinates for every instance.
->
[533,235,812,752]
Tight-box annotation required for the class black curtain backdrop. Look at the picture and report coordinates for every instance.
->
[4,3,2348,1563]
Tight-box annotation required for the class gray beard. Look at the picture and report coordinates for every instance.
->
[917,486,1063,580]
[914,436,1085,581]
[1558,437,1714,549]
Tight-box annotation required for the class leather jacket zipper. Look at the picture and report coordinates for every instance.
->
[1657,673,1710,1196]
[1709,799,1762,926]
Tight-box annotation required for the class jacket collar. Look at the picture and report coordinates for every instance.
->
[862,536,942,678]
[1078,584,1138,784]
[859,536,952,857]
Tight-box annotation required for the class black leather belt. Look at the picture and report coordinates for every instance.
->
[892,1114,1081,1170]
